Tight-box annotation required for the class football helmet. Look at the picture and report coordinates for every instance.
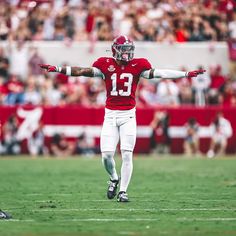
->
[112,35,135,61]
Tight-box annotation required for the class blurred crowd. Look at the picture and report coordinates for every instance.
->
[0,109,233,157]
[149,110,233,158]
[0,0,235,157]
[0,112,100,156]
[0,0,236,107]
[0,0,236,42]
[0,44,107,107]
[1,42,236,107]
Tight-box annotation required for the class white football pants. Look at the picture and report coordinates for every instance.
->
[100,108,137,152]
[101,108,136,192]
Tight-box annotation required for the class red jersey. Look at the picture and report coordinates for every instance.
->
[92,57,152,110]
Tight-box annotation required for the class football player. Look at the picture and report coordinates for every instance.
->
[40,35,205,202]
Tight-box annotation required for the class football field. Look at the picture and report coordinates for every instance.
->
[0,155,236,236]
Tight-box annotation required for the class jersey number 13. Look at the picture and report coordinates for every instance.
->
[110,73,133,96]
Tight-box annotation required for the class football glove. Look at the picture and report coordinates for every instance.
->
[187,69,206,78]
[39,64,60,72]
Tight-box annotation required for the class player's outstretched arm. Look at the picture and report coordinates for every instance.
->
[141,69,206,80]
[39,64,101,77]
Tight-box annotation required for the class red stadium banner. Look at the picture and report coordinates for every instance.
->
[0,106,235,154]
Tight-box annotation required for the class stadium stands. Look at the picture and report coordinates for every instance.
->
[0,0,235,42]
[0,0,235,155]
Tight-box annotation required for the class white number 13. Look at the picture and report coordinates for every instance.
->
[110,73,133,96]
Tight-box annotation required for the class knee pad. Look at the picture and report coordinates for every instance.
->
[121,150,133,163]
[102,151,115,163]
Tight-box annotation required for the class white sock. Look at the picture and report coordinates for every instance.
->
[120,150,133,192]
[102,151,118,181]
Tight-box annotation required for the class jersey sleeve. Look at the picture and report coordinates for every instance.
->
[92,57,105,79]
[140,58,152,71]
[92,57,105,70]
[138,58,152,79]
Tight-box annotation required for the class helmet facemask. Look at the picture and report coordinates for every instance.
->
[112,43,135,61]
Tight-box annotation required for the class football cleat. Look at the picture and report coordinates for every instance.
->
[117,191,129,202]
[107,178,119,199]
[0,210,12,219]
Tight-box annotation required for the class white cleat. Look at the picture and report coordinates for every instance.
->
[117,191,129,202]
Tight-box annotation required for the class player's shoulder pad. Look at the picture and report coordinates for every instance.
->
[132,58,150,64]
[132,58,152,70]
[96,57,113,63]
[93,57,110,68]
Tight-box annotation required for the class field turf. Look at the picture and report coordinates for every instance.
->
[0,155,236,236]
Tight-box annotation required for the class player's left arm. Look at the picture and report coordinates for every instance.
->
[141,68,206,80]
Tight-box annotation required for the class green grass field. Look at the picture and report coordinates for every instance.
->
[0,155,236,236]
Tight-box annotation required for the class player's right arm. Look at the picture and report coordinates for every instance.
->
[39,64,104,78]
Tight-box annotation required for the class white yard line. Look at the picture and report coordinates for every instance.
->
[61,217,236,222]
[2,217,236,223]
[80,199,236,202]
[119,232,136,235]
[26,193,72,196]
[0,218,157,223]
[178,217,236,222]
[22,199,236,204]
[0,219,34,222]
[62,218,159,222]
[31,208,236,212]
[25,194,236,202]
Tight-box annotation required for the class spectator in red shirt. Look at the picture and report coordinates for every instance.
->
[175,20,189,43]
[208,65,227,104]
[218,0,236,21]
[85,5,97,35]
[221,80,236,106]
[5,74,24,105]
[210,65,226,89]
